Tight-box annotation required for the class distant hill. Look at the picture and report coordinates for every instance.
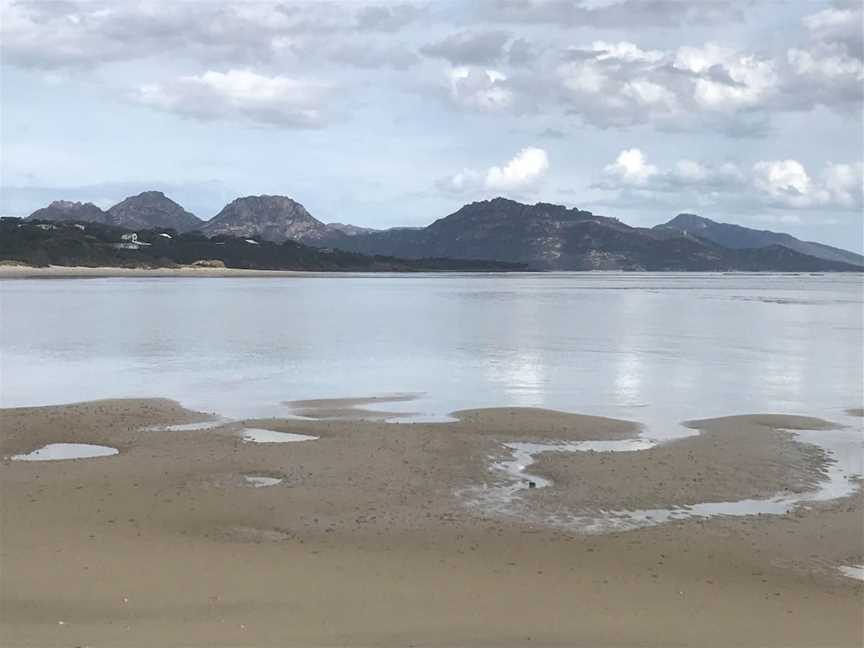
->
[655,213,864,267]
[28,200,110,225]
[326,222,379,236]
[325,198,861,272]
[107,191,202,232]
[0,218,524,272]
[23,192,863,272]
[200,195,338,243]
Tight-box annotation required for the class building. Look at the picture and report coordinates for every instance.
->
[113,232,151,251]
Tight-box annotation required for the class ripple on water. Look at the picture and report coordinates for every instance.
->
[9,443,119,461]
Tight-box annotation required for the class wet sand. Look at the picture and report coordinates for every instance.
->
[1,399,861,647]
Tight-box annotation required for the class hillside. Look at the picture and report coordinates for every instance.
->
[327,198,861,272]
[107,191,202,232]
[655,213,864,267]
[0,218,523,272]
[200,195,338,244]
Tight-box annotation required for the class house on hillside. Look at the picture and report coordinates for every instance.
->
[113,232,152,251]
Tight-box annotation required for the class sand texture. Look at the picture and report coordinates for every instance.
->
[1,399,861,647]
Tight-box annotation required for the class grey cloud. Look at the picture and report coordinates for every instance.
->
[355,4,425,31]
[327,40,420,70]
[472,0,745,28]
[507,38,537,67]
[0,1,409,69]
[420,30,512,65]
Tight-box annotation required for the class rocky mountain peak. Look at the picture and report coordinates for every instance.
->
[200,194,331,243]
[28,200,109,224]
[107,191,202,232]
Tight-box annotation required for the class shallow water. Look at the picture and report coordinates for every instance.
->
[1,273,861,429]
[467,422,863,533]
[838,565,864,581]
[9,443,119,461]
[144,419,227,432]
[240,429,318,443]
[243,475,283,488]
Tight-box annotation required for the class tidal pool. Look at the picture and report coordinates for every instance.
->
[467,422,862,534]
[9,443,119,461]
[240,429,319,443]
[243,475,284,488]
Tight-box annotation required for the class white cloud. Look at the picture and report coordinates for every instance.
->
[134,69,331,128]
[485,147,550,190]
[438,147,549,195]
[590,40,664,63]
[448,66,514,111]
[823,162,864,207]
[674,44,779,112]
[752,160,814,205]
[603,149,657,186]
[595,149,863,212]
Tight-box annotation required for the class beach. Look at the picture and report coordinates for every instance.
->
[1,398,861,647]
[0,264,320,279]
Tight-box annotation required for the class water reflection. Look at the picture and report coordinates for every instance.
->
[0,273,861,427]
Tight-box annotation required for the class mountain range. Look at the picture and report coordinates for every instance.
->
[25,191,863,272]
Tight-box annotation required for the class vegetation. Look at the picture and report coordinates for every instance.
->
[0,218,525,272]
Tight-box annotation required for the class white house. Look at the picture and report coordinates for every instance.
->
[113,232,151,250]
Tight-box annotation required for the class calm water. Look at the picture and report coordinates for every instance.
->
[1,273,862,433]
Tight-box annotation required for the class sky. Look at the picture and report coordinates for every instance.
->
[1,0,862,251]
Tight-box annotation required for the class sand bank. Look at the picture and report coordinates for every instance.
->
[1,399,861,647]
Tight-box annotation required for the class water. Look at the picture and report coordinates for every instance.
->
[1,273,861,430]
[240,429,319,443]
[243,475,284,488]
[465,426,862,531]
[839,565,864,581]
[9,443,119,461]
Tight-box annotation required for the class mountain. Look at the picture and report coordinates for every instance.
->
[24,193,862,271]
[107,191,202,232]
[200,195,337,243]
[1,218,523,272]
[655,213,864,267]
[27,200,110,225]
[326,222,379,236]
[324,198,861,272]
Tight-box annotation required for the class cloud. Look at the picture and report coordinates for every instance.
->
[802,4,863,59]
[447,66,514,111]
[327,40,420,69]
[0,1,412,69]
[594,149,863,211]
[133,69,332,128]
[753,160,864,209]
[554,40,780,131]
[602,149,658,186]
[355,4,425,32]
[438,147,549,194]
[421,30,512,65]
[472,0,745,28]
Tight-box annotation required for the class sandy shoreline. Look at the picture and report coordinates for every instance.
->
[1,398,861,647]
[0,264,344,279]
